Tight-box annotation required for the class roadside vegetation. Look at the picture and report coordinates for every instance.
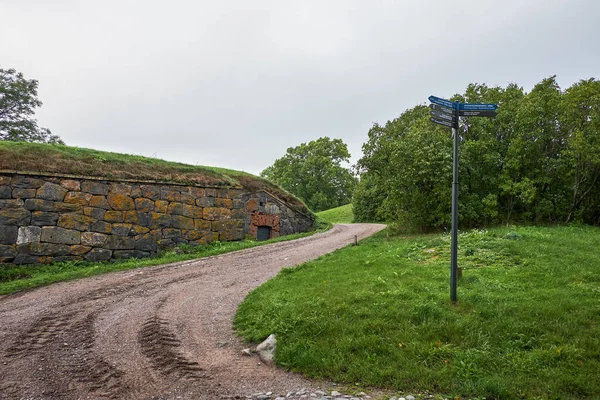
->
[0,218,330,295]
[235,225,600,399]
[316,204,354,224]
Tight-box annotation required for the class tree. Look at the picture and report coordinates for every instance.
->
[261,137,357,212]
[0,67,64,144]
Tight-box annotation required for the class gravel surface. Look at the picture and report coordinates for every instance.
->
[0,223,385,400]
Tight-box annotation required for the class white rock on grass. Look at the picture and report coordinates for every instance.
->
[256,334,277,365]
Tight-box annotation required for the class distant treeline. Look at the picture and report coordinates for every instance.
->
[353,76,600,229]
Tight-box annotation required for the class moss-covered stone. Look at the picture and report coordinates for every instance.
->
[64,191,92,205]
[104,210,124,222]
[107,193,135,210]
[36,182,68,201]
[57,213,96,231]
[134,197,154,212]
[85,248,112,261]
[81,181,109,195]
[12,188,36,198]
[0,208,31,226]
[31,211,59,226]
[81,232,108,247]
[203,207,232,221]
[89,195,110,209]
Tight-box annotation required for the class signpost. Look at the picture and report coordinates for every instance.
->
[428,95,498,303]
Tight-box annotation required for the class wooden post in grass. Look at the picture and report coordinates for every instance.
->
[354,235,358,246]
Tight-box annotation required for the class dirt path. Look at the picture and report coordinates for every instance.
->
[0,223,385,400]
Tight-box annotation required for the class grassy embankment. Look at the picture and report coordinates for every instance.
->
[0,142,328,295]
[235,225,600,399]
[316,203,354,224]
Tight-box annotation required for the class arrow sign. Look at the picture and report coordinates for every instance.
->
[460,110,498,117]
[459,102,498,111]
[430,117,454,128]
[429,96,458,110]
[429,104,454,115]
[430,110,456,122]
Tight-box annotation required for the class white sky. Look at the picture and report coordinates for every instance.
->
[1,0,599,175]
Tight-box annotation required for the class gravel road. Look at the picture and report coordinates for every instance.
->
[0,223,385,400]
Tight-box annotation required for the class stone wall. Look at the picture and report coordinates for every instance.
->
[0,172,314,264]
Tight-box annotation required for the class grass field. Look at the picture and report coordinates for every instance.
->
[316,204,354,224]
[235,225,600,399]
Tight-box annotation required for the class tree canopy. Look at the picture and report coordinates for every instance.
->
[261,137,357,212]
[354,76,600,228]
[0,67,64,144]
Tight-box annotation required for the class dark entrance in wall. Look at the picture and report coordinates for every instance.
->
[256,226,271,241]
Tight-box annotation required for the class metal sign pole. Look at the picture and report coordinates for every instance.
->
[450,102,460,303]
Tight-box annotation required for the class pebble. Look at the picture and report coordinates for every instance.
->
[240,389,422,400]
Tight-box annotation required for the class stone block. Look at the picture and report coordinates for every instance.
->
[148,212,171,229]
[53,202,82,212]
[131,225,150,235]
[0,225,18,244]
[0,244,17,262]
[85,248,113,261]
[188,187,205,198]
[245,198,259,212]
[0,199,25,208]
[57,213,96,231]
[124,211,150,226]
[131,185,141,198]
[195,196,215,207]
[171,215,194,230]
[167,202,184,215]
[25,198,54,211]
[81,232,108,247]
[64,191,92,206]
[205,188,216,197]
[31,211,59,226]
[18,242,71,256]
[182,204,203,219]
[183,229,203,241]
[17,226,41,244]
[160,187,181,202]
[154,200,168,213]
[60,180,80,191]
[40,227,80,245]
[111,223,133,236]
[215,198,233,208]
[0,176,10,185]
[36,182,67,201]
[161,228,183,240]
[134,233,156,252]
[90,221,112,234]
[157,239,175,249]
[141,185,161,200]
[81,181,109,195]
[12,188,36,199]
[0,185,12,198]
[194,219,211,231]
[0,208,31,226]
[89,195,110,209]
[232,199,245,209]
[109,183,132,195]
[107,193,135,210]
[220,227,245,241]
[203,207,232,221]
[105,235,135,250]
[104,211,124,222]
[11,176,44,189]
[13,254,41,264]
[134,197,155,212]
[84,207,106,220]
[70,245,92,255]
[113,250,150,259]
[180,192,195,205]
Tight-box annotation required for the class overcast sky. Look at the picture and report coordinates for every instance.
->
[2,0,599,175]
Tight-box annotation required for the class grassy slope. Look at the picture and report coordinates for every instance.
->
[235,225,600,399]
[316,204,354,224]
[0,141,311,215]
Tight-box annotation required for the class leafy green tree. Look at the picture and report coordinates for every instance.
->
[261,137,357,212]
[0,67,64,144]
[354,76,600,228]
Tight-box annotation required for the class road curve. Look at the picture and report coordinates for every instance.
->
[0,223,385,400]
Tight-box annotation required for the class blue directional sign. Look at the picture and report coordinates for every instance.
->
[429,96,458,110]
[459,102,499,111]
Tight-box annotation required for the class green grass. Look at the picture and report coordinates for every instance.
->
[234,225,600,399]
[0,218,331,295]
[0,141,311,215]
[316,204,354,224]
